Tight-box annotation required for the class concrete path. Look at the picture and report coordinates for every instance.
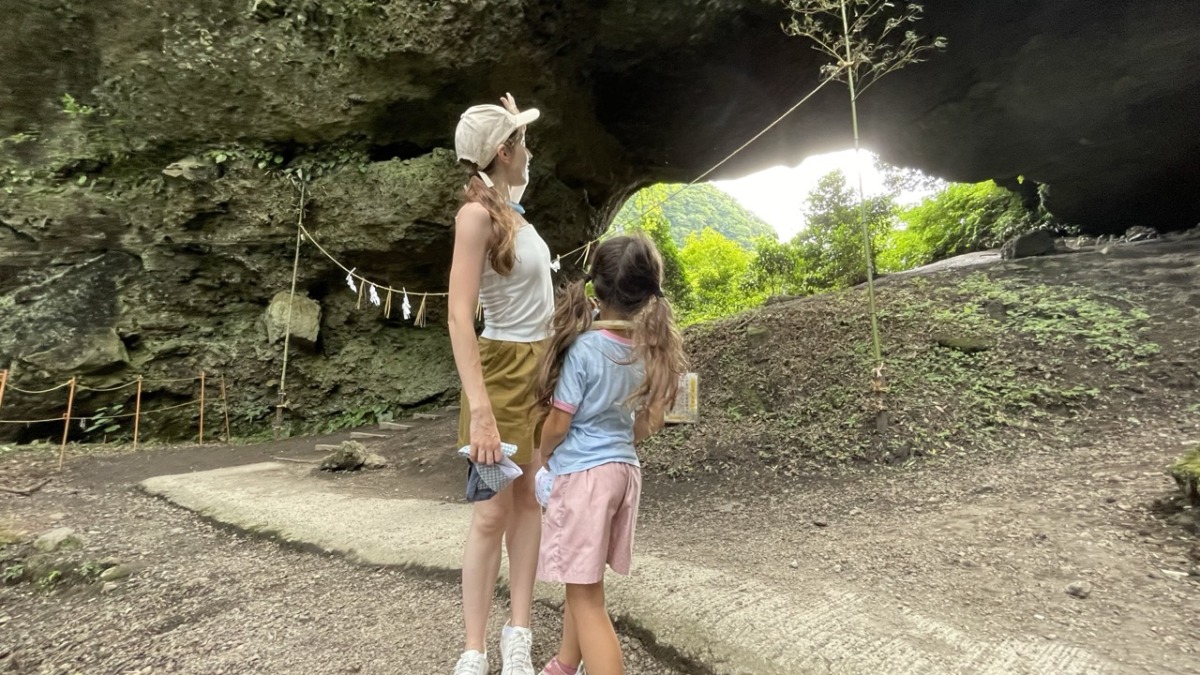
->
[142,462,1118,675]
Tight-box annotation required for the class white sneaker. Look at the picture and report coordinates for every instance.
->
[500,623,535,675]
[454,649,488,675]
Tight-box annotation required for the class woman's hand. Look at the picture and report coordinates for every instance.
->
[500,92,520,115]
[469,408,503,465]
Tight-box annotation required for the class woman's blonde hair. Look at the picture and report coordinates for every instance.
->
[460,130,523,276]
[535,235,687,416]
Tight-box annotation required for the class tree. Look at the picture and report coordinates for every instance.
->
[679,229,760,323]
[747,237,799,297]
[627,190,694,311]
[792,170,894,291]
[877,181,1044,273]
[612,183,775,250]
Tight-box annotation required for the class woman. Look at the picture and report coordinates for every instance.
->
[449,93,553,675]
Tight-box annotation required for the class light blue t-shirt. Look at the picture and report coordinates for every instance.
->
[548,329,644,476]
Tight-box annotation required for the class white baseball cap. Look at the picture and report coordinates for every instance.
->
[455,103,540,169]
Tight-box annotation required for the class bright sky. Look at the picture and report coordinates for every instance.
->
[712,149,928,241]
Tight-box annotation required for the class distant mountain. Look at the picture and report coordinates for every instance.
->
[612,183,777,249]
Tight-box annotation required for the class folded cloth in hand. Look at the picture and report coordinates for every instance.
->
[458,443,522,501]
[534,466,554,508]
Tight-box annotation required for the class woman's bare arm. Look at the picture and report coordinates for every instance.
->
[448,202,502,464]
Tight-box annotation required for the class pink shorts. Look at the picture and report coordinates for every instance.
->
[538,462,642,585]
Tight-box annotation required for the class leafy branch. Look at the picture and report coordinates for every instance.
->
[784,0,946,98]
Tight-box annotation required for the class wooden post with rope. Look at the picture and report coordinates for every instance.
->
[220,375,231,443]
[0,368,7,411]
[133,376,143,451]
[275,181,307,439]
[198,370,206,446]
[57,377,76,471]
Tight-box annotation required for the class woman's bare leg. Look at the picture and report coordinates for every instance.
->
[462,490,513,650]
[505,466,542,628]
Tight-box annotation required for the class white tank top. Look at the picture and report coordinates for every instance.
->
[479,222,554,342]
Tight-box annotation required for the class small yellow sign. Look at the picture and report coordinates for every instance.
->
[665,372,699,424]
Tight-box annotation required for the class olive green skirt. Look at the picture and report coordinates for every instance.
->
[457,338,548,466]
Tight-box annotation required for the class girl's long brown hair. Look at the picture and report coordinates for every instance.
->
[460,131,522,275]
[535,235,687,417]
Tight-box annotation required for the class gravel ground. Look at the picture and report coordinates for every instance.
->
[0,481,685,674]
[638,421,1200,675]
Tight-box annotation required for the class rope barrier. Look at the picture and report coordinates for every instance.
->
[0,375,200,397]
[0,399,200,425]
[75,380,141,393]
[6,381,73,395]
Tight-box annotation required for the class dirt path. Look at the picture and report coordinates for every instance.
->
[3,409,1198,674]
[0,426,684,675]
[638,421,1200,674]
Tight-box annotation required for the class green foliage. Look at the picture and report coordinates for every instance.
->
[915,273,1159,368]
[60,94,96,119]
[2,564,24,584]
[81,404,126,439]
[38,569,64,589]
[612,184,775,250]
[747,238,798,297]
[679,229,763,324]
[78,560,105,580]
[879,181,1044,272]
[792,169,894,291]
[310,404,392,435]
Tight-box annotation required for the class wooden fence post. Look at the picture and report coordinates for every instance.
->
[198,370,206,446]
[133,376,143,451]
[57,377,77,471]
[220,375,231,443]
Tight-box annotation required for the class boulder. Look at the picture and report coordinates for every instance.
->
[1001,230,1057,260]
[319,441,369,472]
[264,293,322,348]
[34,527,82,553]
[1169,446,1200,506]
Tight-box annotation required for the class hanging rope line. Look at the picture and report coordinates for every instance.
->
[297,71,845,307]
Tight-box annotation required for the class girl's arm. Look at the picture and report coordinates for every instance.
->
[634,401,666,446]
[537,408,573,467]
[448,203,502,465]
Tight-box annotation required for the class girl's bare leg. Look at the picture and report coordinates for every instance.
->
[565,581,623,675]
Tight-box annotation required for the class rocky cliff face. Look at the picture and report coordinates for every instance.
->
[2,1,1198,440]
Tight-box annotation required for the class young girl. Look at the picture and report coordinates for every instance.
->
[533,235,687,675]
